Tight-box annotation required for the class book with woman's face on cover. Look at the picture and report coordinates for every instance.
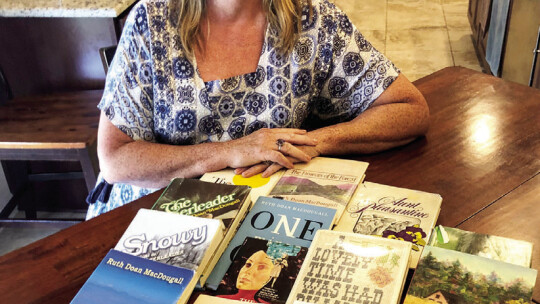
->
[205,196,336,290]
[216,237,307,304]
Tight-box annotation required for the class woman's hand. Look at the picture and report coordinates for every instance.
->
[234,144,321,178]
[223,128,318,170]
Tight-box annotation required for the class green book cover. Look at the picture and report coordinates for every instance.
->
[152,178,251,228]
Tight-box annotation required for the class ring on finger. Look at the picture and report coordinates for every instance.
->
[276,138,284,151]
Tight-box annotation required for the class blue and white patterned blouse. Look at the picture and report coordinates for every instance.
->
[86,0,400,219]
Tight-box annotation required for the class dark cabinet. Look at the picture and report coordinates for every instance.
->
[468,0,493,73]
[468,0,540,88]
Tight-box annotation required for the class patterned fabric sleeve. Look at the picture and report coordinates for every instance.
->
[98,2,155,142]
[309,0,400,125]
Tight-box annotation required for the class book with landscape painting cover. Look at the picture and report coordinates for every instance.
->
[215,237,308,303]
[428,225,533,267]
[268,157,368,223]
[71,249,195,304]
[334,182,442,268]
[404,245,537,304]
[151,178,251,285]
[205,196,336,290]
[200,168,285,204]
[286,230,412,304]
[114,209,222,300]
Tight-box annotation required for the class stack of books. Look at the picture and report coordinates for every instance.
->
[71,157,537,304]
[402,226,537,304]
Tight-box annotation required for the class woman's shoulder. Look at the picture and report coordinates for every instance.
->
[127,0,170,20]
[300,0,354,34]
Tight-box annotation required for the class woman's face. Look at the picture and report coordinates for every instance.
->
[236,250,273,290]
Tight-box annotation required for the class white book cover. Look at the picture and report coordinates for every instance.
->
[268,157,368,223]
[115,209,222,272]
[287,230,412,304]
[200,169,285,204]
[334,182,442,268]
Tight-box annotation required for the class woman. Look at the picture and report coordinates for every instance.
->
[218,250,274,303]
[86,0,429,219]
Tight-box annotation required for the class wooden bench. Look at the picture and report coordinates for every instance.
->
[0,90,102,227]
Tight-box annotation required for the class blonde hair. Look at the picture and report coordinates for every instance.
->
[169,0,310,58]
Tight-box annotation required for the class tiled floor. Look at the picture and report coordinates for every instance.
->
[334,0,483,81]
[0,0,483,257]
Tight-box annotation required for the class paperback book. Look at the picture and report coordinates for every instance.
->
[114,209,222,299]
[268,157,368,223]
[152,178,251,228]
[286,230,412,304]
[200,169,285,204]
[216,237,308,303]
[404,245,538,304]
[428,225,534,267]
[151,178,251,285]
[71,249,195,304]
[206,196,336,290]
[334,182,442,268]
[194,294,243,304]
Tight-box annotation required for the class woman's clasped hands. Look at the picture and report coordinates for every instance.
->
[223,128,320,178]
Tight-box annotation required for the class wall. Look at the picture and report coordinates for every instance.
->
[0,17,117,96]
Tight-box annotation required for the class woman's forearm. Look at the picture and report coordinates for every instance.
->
[309,74,430,155]
[99,139,230,188]
[309,101,429,155]
[97,112,317,187]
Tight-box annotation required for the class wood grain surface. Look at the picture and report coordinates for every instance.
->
[360,67,540,227]
[0,90,102,149]
[0,67,538,303]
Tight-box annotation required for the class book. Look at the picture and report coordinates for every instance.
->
[194,294,243,304]
[114,209,222,300]
[216,237,308,303]
[404,245,538,304]
[286,230,412,304]
[334,182,442,268]
[71,249,195,304]
[151,178,251,286]
[206,196,336,290]
[428,225,534,267]
[200,169,285,204]
[268,157,368,223]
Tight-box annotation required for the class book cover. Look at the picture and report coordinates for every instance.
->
[268,157,368,223]
[334,182,442,268]
[151,178,251,286]
[194,294,243,304]
[216,237,308,304]
[115,209,222,270]
[200,169,285,204]
[404,246,538,304]
[114,209,222,301]
[206,196,336,290]
[286,230,412,304]
[428,225,533,267]
[152,178,251,228]
[71,249,194,304]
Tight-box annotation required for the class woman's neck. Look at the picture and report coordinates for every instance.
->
[206,0,265,24]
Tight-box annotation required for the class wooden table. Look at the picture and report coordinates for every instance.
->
[0,67,538,303]
[0,90,102,224]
